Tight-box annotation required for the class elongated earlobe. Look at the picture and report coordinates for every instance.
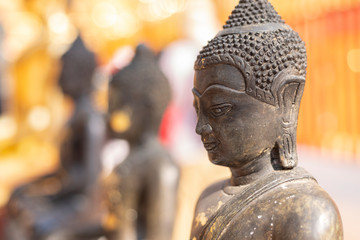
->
[274,73,305,169]
[277,133,297,168]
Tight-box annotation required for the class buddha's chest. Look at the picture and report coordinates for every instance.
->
[190,179,313,240]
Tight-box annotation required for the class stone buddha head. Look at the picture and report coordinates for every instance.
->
[193,0,307,169]
[109,45,171,143]
[58,36,97,99]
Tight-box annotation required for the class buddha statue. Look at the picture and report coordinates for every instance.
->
[105,45,179,240]
[190,0,343,239]
[5,36,105,240]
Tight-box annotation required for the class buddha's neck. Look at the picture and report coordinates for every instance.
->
[230,150,274,186]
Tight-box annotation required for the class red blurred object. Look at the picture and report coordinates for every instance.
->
[159,103,179,146]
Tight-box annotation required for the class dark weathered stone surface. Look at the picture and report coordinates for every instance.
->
[190,0,343,239]
[105,45,179,240]
[5,36,105,240]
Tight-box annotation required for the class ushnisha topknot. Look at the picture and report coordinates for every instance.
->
[195,0,307,106]
[223,0,284,29]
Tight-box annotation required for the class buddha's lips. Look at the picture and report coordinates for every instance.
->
[203,142,219,152]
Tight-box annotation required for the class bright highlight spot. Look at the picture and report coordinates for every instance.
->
[102,139,129,175]
[27,106,51,131]
[90,1,139,39]
[48,12,70,34]
[110,110,131,133]
[137,0,188,22]
[92,2,118,28]
[0,115,17,140]
[3,12,42,61]
[108,12,139,39]
[109,46,135,71]
[347,49,360,72]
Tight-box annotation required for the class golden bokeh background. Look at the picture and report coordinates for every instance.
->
[0,0,360,239]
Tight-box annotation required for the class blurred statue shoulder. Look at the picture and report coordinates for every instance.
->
[106,44,179,240]
[191,168,343,240]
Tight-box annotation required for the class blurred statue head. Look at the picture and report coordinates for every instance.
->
[109,45,171,143]
[193,0,307,169]
[58,36,97,99]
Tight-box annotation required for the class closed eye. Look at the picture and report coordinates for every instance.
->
[210,103,232,117]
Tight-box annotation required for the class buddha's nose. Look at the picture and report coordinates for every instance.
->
[196,120,213,135]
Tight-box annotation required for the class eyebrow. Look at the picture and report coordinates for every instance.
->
[192,84,244,98]
[192,88,201,97]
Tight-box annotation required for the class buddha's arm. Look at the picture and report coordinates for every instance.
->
[83,114,105,188]
[110,175,139,240]
[146,158,180,240]
[273,187,343,240]
[60,113,105,195]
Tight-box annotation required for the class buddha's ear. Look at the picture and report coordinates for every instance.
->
[277,75,305,123]
[271,69,305,113]
[272,71,305,169]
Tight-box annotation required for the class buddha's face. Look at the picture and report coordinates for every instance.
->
[108,87,136,140]
[58,66,91,98]
[193,64,280,167]
[108,85,149,142]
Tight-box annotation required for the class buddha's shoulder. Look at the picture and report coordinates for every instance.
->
[191,179,233,238]
[265,177,341,214]
[198,179,229,201]
[193,179,232,218]
[224,178,343,239]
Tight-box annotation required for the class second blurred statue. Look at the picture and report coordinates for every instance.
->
[5,37,105,240]
[105,45,179,240]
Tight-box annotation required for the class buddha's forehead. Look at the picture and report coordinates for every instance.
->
[194,64,245,95]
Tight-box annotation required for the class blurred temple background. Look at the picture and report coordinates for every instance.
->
[0,0,359,239]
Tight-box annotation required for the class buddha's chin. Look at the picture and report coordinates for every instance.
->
[208,153,248,168]
[208,153,230,167]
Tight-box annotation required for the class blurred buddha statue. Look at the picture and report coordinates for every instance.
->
[105,45,179,240]
[5,36,105,240]
[190,0,343,239]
